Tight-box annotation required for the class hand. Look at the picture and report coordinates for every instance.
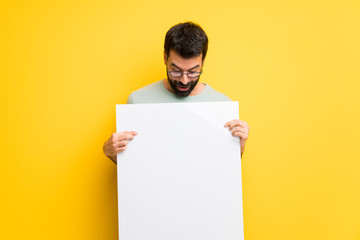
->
[224,119,250,156]
[103,131,138,164]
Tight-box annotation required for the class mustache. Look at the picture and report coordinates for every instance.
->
[174,81,191,87]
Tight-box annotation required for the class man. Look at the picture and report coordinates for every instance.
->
[103,22,250,164]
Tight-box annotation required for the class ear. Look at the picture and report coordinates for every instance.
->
[163,51,167,65]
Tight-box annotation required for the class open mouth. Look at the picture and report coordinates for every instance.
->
[177,85,190,91]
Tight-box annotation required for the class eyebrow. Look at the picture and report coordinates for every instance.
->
[170,63,200,71]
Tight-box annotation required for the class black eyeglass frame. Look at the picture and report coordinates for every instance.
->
[167,69,203,79]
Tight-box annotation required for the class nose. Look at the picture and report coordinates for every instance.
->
[179,74,190,84]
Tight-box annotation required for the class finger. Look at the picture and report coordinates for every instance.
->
[226,120,249,130]
[116,145,128,153]
[224,119,238,127]
[118,133,136,141]
[111,131,138,142]
[110,140,127,154]
[117,140,129,148]
[124,131,138,136]
[233,131,248,140]
[231,127,248,136]
[225,119,248,126]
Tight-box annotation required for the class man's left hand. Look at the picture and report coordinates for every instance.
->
[224,119,250,156]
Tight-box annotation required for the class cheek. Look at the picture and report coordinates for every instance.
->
[190,79,199,85]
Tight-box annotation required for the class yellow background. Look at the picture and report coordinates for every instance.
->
[1,0,360,239]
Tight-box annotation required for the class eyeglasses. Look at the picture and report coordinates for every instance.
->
[167,70,203,79]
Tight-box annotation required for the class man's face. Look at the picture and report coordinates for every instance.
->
[164,50,203,97]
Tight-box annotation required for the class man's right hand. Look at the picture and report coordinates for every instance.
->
[103,131,138,164]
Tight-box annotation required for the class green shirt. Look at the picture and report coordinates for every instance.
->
[127,80,231,104]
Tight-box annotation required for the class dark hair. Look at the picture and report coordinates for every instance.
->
[164,22,208,61]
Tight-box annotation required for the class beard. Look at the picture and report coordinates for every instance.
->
[167,72,200,97]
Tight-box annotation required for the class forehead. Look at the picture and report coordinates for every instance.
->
[167,50,202,70]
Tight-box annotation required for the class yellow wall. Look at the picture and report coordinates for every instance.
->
[1,0,360,239]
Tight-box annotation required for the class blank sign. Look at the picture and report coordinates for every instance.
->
[116,102,243,240]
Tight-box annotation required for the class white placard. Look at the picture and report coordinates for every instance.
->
[116,102,243,240]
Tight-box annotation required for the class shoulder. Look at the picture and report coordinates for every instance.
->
[132,80,163,95]
[127,80,170,104]
[202,84,232,101]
